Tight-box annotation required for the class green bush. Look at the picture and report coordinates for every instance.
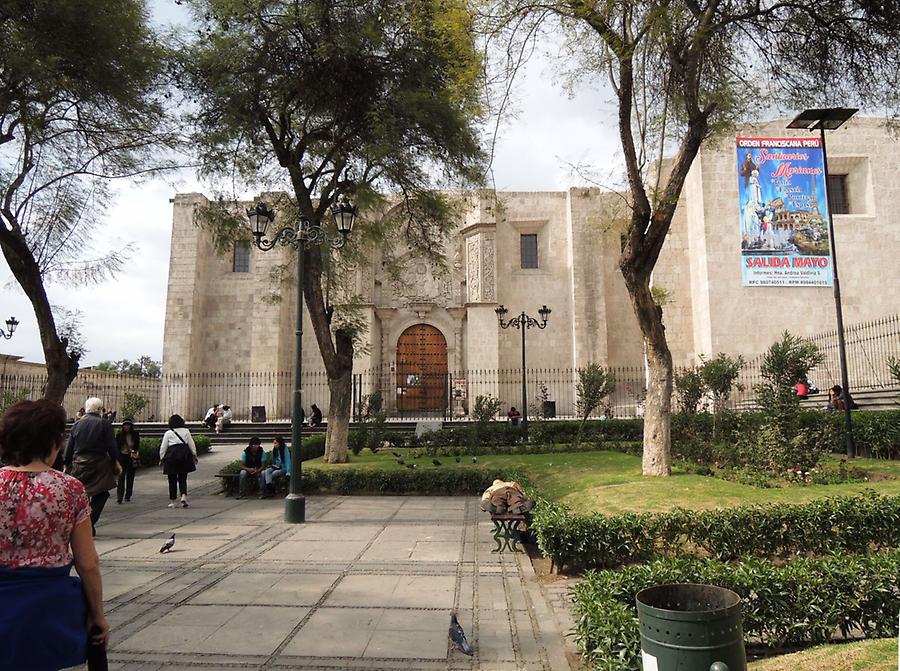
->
[302,467,507,495]
[571,550,900,671]
[137,434,211,468]
[532,491,900,570]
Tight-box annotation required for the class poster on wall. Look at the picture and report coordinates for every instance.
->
[736,137,833,287]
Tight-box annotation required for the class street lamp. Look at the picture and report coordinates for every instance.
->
[247,198,357,523]
[495,304,551,438]
[0,316,18,340]
[787,107,858,458]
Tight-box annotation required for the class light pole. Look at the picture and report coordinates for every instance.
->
[495,304,551,438]
[247,199,357,523]
[0,316,19,340]
[787,107,858,458]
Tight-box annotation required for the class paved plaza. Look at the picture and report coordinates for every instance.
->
[85,443,577,670]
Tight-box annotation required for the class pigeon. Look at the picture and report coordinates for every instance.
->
[405,463,416,469]
[472,456,477,464]
[392,451,403,458]
[455,456,461,463]
[449,612,474,656]
[397,458,405,465]
[432,459,442,467]
[159,534,175,554]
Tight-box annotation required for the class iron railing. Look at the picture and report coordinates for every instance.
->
[2,315,897,422]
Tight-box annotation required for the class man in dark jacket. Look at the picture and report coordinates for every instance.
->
[64,397,120,534]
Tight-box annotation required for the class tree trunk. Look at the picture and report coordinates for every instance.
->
[625,276,673,476]
[0,229,79,404]
[324,366,353,463]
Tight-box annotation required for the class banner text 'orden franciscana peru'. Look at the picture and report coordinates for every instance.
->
[736,137,833,287]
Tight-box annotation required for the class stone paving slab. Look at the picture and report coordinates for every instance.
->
[68,442,578,670]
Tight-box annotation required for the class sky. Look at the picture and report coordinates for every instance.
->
[0,2,620,367]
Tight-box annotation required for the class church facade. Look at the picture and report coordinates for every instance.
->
[162,119,900,419]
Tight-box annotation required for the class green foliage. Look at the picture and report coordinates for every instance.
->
[699,352,744,411]
[349,393,387,455]
[757,332,824,423]
[532,491,900,570]
[571,550,900,671]
[0,388,31,416]
[301,467,505,495]
[94,357,161,378]
[472,394,502,424]
[575,364,616,447]
[120,393,149,422]
[674,367,704,413]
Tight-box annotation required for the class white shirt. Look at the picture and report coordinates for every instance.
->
[159,428,197,460]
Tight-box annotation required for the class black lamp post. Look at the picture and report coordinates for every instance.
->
[247,198,357,523]
[787,107,858,458]
[495,304,551,438]
[0,317,18,340]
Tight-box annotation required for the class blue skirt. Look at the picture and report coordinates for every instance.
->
[0,564,87,671]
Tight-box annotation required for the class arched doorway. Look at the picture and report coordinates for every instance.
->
[396,324,448,415]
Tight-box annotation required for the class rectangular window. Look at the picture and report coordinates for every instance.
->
[233,240,250,273]
[520,234,538,269]
[826,174,849,215]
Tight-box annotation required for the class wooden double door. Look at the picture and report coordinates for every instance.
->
[396,324,448,414]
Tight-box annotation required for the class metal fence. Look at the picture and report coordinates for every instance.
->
[3,315,898,422]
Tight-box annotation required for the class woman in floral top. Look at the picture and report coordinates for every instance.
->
[0,399,109,670]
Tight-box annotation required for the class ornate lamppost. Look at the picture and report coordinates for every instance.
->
[247,199,357,523]
[495,305,551,438]
[0,316,19,340]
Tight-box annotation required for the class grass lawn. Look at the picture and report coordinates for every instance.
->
[305,449,900,514]
[748,638,897,670]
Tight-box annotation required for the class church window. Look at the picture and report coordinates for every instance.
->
[520,234,538,268]
[233,240,250,272]
[826,175,849,215]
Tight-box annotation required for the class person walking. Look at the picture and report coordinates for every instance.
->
[159,415,197,509]
[115,420,140,504]
[63,397,120,536]
[1,399,109,670]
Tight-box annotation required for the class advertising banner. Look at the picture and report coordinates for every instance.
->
[736,137,833,287]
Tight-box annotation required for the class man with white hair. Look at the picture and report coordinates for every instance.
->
[63,397,121,535]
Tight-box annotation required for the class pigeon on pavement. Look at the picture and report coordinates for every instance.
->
[159,534,175,554]
[432,459,442,466]
[449,612,474,656]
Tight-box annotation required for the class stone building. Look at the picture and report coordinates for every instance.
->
[162,118,900,419]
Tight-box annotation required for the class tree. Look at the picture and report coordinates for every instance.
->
[94,356,162,379]
[0,1,178,402]
[674,367,703,414]
[486,0,900,474]
[756,331,823,424]
[698,353,744,413]
[180,0,485,462]
[574,363,616,447]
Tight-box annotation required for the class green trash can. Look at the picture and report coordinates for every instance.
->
[635,583,747,671]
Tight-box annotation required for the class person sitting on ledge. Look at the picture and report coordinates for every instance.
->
[260,436,291,499]
[237,437,266,500]
[309,404,323,427]
[215,405,233,434]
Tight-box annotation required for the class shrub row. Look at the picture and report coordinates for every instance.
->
[137,434,211,467]
[377,418,643,449]
[571,550,900,671]
[301,467,507,495]
[672,409,900,460]
[531,492,900,570]
[385,440,635,458]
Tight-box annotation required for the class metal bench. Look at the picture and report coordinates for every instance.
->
[490,513,528,553]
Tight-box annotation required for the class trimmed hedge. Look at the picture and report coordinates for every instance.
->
[571,550,900,671]
[532,491,900,570]
[137,434,211,468]
[391,440,636,458]
[302,467,507,495]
